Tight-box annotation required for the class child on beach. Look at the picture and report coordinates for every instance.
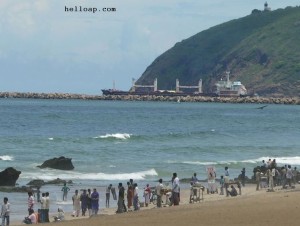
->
[1,197,10,226]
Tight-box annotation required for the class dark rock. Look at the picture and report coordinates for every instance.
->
[37,156,74,170]
[45,178,73,185]
[27,179,45,187]
[0,186,32,193]
[0,167,21,186]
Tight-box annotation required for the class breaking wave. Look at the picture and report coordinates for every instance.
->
[0,155,13,161]
[166,156,300,166]
[94,133,132,140]
[20,168,158,181]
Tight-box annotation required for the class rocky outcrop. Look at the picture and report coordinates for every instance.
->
[0,167,21,186]
[0,186,32,193]
[27,178,73,186]
[27,179,45,187]
[46,178,73,185]
[37,156,74,170]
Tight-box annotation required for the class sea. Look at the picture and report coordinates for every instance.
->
[0,98,300,222]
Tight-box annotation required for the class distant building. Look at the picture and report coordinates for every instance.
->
[264,2,271,11]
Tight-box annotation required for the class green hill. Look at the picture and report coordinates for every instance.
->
[136,6,300,97]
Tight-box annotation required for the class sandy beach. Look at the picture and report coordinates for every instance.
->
[11,183,300,226]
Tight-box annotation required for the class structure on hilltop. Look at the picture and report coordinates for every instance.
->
[264,2,271,11]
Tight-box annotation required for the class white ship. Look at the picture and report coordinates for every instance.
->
[215,71,247,97]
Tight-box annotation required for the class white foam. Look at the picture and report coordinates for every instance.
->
[55,201,73,205]
[244,156,300,166]
[48,138,54,140]
[20,168,158,181]
[0,155,13,161]
[94,133,132,140]
[182,161,217,165]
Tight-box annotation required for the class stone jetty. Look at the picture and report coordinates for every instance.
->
[0,92,299,105]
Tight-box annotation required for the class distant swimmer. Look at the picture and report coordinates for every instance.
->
[256,105,268,110]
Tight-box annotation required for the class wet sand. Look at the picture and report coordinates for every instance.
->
[12,184,300,226]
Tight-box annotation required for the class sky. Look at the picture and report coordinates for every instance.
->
[0,0,299,94]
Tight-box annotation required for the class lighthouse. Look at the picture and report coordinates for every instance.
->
[264,2,271,11]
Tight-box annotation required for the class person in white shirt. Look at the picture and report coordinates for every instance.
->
[1,197,10,226]
[53,206,65,222]
[156,179,164,208]
[172,172,180,205]
[27,192,34,215]
[40,193,46,223]
[133,183,140,211]
[45,192,50,222]
[72,190,81,217]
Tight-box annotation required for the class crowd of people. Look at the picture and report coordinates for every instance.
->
[255,159,298,191]
[22,191,50,224]
[1,162,298,225]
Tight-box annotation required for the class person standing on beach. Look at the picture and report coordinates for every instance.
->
[143,184,151,207]
[241,168,246,187]
[87,189,92,216]
[105,184,112,208]
[133,183,140,211]
[285,165,293,188]
[1,197,10,226]
[127,182,133,209]
[172,172,180,206]
[220,176,225,195]
[91,188,99,215]
[72,190,81,217]
[293,167,298,185]
[117,183,127,213]
[45,192,50,222]
[156,179,164,208]
[281,166,287,188]
[255,169,261,191]
[267,169,274,192]
[61,182,70,201]
[191,173,198,185]
[40,193,46,223]
[224,167,230,183]
[27,191,34,215]
[80,189,88,216]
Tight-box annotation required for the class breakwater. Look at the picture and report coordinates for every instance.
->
[0,92,299,105]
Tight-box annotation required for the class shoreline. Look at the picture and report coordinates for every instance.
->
[9,183,300,226]
[0,91,300,105]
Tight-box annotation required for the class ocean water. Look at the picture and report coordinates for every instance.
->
[0,98,300,221]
